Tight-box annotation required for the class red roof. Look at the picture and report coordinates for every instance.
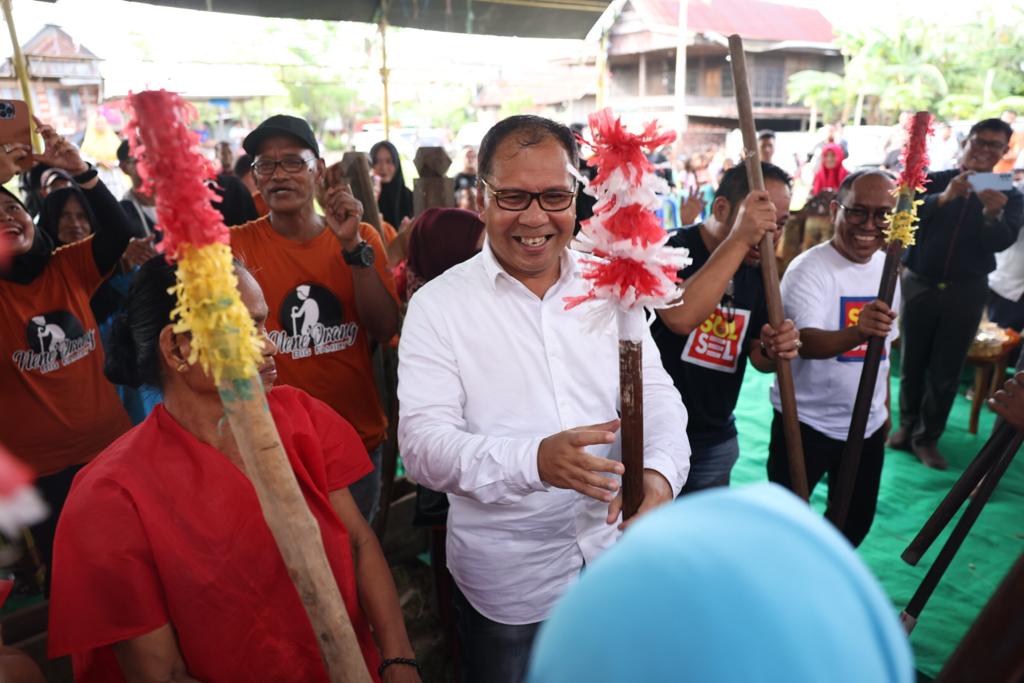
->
[637,0,834,44]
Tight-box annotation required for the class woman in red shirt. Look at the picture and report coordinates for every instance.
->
[49,257,420,683]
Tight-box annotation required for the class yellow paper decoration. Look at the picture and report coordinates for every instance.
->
[884,197,924,247]
[170,242,264,384]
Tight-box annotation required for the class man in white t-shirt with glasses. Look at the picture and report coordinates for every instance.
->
[767,169,899,547]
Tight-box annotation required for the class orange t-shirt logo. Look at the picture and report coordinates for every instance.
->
[681,306,751,373]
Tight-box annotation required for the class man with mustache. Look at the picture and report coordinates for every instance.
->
[230,115,400,522]
[892,118,1024,469]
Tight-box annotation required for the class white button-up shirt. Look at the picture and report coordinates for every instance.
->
[397,242,690,624]
[990,228,1024,303]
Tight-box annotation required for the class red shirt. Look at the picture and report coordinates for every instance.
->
[48,386,379,682]
[230,219,398,450]
[0,238,131,475]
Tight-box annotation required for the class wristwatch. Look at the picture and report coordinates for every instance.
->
[342,240,375,268]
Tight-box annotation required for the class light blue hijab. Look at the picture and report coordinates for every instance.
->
[527,484,914,683]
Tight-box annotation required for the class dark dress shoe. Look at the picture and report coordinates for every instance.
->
[912,442,949,470]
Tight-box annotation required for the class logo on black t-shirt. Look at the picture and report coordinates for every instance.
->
[12,310,96,374]
[271,283,359,359]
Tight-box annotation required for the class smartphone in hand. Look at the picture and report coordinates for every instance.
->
[0,100,33,172]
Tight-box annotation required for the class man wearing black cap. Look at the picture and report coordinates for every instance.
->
[231,115,401,522]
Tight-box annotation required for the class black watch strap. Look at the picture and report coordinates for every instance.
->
[72,163,98,184]
[342,240,374,267]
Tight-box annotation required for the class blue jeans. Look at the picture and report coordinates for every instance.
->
[452,583,540,683]
[679,435,740,496]
[348,445,382,522]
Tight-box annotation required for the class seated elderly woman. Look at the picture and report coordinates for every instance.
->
[48,257,420,683]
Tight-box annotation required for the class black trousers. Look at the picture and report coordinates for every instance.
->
[766,412,886,547]
[898,269,989,446]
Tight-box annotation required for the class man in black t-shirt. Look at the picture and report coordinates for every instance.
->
[653,162,799,493]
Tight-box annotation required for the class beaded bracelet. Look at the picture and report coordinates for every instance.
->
[378,656,421,677]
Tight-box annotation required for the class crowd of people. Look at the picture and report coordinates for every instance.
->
[0,104,1021,683]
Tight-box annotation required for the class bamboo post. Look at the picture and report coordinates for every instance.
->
[1,0,41,152]
[220,378,372,682]
[727,34,808,500]
[899,429,1023,633]
[413,146,453,216]
[829,111,932,531]
[935,551,1024,683]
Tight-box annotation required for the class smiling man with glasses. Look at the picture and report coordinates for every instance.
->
[229,115,401,525]
[893,118,1024,470]
[765,169,900,547]
[397,114,689,683]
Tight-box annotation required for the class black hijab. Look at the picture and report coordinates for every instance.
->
[370,140,414,228]
[38,185,98,247]
[1,186,53,285]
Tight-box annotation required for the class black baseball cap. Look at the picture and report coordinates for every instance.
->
[243,115,319,157]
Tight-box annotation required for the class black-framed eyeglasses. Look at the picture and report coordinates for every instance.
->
[968,136,1009,152]
[839,204,891,226]
[252,155,316,177]
[479,178,576,212]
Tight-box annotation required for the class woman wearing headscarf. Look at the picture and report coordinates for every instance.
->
[527,484,915,683]
[49,257,419,683]
[0,119,136,588]
[403,207,485,300]
[371,140,414,228]
[812,142,849,196]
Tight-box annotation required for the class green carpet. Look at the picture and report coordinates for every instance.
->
[730,364,1024,678]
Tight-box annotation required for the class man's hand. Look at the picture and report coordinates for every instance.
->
[323,184,364,251]
[537,419,623,502]
[0,142,30,184]
[937,171,973,207]
[121,236,158,270]
[855,300,896,341]
[679,187,704,226]
[727,190,778,249]
[978,189,1008,219]
[33,116,88,175]
[759,319,800,360]
[606,469,673,530]
[989,371,1024,432]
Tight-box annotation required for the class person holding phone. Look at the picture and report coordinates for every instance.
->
[0,118,136,589]
[893,118,1024,469]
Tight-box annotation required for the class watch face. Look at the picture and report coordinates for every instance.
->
[359,242,375,267]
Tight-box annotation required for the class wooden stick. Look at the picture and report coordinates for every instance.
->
[728,34,808,500]
[902,422,1015,565]
[935,551,1024,683]
[899,430,1023,633]
[619,339,644,520]
[340,151,384,235]
[219,377,372,682]
[828,231,904,530]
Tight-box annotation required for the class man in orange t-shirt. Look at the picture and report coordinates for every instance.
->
[231,115,400,521]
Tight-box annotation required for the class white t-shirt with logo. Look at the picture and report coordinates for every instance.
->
[770,242,900,440]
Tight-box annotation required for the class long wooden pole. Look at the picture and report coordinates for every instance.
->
[727,34,808,500]
[935,551,1024,683]
[220,378,372,682]
[827,233,902,530]
[899,430,1023,633]
[620,336,644,520]
[902,422,1015,566]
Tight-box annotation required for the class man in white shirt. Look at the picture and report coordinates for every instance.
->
[987,227,1024,332]
[398,115,690,683]
[766,170,899,547]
